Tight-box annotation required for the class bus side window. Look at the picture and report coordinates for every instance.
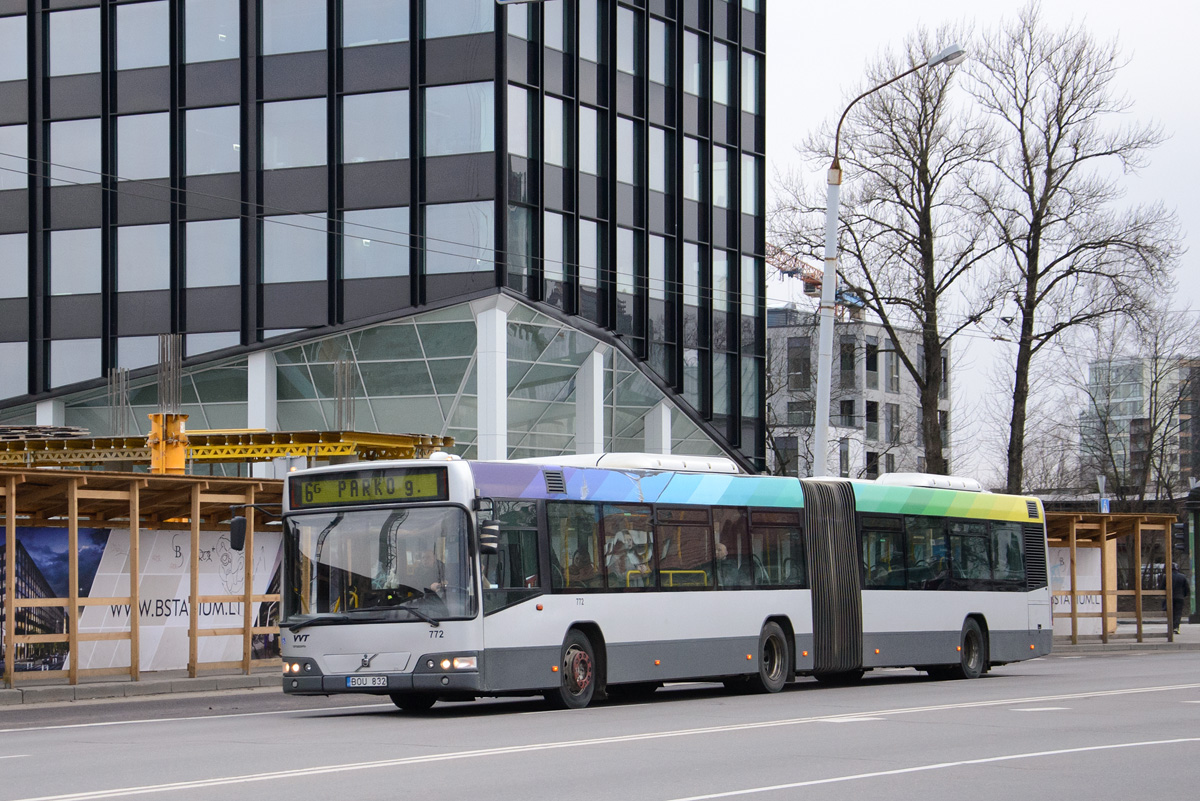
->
[547,502,603,590]
[713,508,753,588]
[483,500,541,615]
[488,500,538,589]
[861,515,905,589]
[602,504,654,589]
[905,516,948,590]
[656,508,712,589]
[949,521,991,588]
[748,510,804,587]
[991,522,1025,586]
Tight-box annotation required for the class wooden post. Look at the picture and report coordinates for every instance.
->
[1069,517,1078,644]
[129,480,141,681]
[188,483,200,678]
[1134,518,1144,643]
[1099,517,1110,644]
[68,478,79,685]
[242,488,255,675]
[1166,520,1176,642]
[3,476,16,688]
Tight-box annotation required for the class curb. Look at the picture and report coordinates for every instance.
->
[0,673,280,707]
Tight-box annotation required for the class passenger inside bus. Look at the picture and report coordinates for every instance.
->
[409,548,445,593]
[716,520,753,587]
[715,541,752,587]
[570,549,601,587]
[606,534,651,587]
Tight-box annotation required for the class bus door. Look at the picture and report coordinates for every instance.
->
[800,479,862,674]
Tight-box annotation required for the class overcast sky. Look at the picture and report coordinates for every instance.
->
[763,0,1199,483]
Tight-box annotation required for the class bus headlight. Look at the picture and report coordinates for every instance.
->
[452,656,477,670]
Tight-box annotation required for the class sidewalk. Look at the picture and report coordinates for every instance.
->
[1052,621,1200,654]
[0,668,281,707]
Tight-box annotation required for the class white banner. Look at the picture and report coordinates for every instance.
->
[1049,547,1102,636]
[77,528,282,672]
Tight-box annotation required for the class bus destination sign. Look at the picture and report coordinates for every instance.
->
[290,468,448,508]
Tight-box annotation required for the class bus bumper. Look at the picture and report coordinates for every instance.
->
[280,653,483,695]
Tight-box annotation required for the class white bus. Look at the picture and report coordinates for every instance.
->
[242,453,1051,711]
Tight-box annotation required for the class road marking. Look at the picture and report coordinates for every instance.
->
[0,703,395,735]
[662,737,1200,801]
[1011,707,1069,712]
[7,683,1200,801]
[1,754,28,760]
[821,717,884,723]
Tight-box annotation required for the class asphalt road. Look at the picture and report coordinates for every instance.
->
[2,651,1199,801]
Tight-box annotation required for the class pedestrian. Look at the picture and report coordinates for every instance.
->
[1172,564,1190,635]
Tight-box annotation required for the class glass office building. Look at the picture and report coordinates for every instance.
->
[0,0,766,470]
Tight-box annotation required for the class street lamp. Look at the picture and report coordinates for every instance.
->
[811,43,966,475]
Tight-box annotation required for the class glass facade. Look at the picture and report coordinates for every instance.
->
[344,91,410,163]
[0,124,26,191]
[344,0,410,47]
[262,0,326,55]
[118,113,170,180]
[186,106,241,175]
[425,83,494,157]
[263,99,327,169]
[117,1,169,71]
[0,233,28,299]
[50,119,101,186]
[344,207,409,279]
[185,0,239,63]
[1,0,767,470]
[0,15,25,82]
[118,225,170,292]
[50,229,101,296]
[49,9,100,77]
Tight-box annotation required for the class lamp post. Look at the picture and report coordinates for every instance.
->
[811,43,966,476]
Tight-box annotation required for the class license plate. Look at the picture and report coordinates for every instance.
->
[346,675,388,688]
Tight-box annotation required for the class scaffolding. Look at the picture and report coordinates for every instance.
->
[0,429,455,470]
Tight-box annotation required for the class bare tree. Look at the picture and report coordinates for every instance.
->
[771,24,999,475]
[968,2,1183,493]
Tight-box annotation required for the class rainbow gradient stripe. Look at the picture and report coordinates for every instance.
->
[469,463,1038,522]
[851,483,1042,523]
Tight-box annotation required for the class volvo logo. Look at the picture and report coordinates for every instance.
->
[356,653,378,671]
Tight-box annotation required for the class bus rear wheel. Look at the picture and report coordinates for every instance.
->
[747,622,789,694]
[930,619,987,680]
[545,629,598,709]
[389,692,437,712]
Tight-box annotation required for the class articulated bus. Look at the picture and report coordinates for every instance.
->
[256,452,1051,711]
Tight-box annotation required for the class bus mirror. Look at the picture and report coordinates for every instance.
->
[480,520,500,554]
[229,516,247,551]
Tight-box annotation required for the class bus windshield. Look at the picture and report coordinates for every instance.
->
[284,506,474,622]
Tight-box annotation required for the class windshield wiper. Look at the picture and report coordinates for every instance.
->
[287,604,440,630]
[286,615,350,631]
[385,600,441,627]
[286,611,393,631]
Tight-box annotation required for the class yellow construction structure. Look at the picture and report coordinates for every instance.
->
[0,429,455,470]
[147,413,189,474]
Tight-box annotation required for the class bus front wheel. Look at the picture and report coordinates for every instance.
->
[545,629,598,709]
[747,622,789,693]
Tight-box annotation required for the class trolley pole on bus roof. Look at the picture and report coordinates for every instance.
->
[811,43,966,475]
